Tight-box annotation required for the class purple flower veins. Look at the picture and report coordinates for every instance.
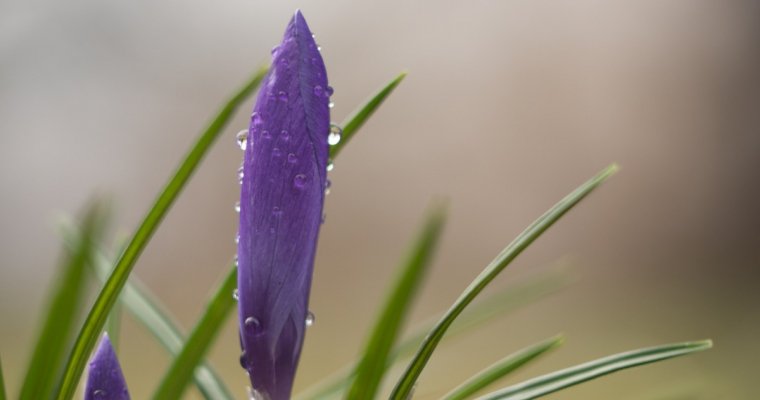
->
[236,10,332,400]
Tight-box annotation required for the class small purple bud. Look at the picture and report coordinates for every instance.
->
[84,334,130,400]
[237,9,330,400]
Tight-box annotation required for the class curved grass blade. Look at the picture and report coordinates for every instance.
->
[59,220,234,400]
[296,267,571,400]
[346,203,447,400]
[390,165,619,399]
[53,66,268,400]
[330,72,407,158]
[151,263,237,400]
[479,340,713,400]
[19,201,108,400]
[442,336,563,400]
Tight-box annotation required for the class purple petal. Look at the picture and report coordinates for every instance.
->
[84,334,130,400]
[237,10,330,400]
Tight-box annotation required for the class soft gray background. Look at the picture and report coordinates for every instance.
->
[2,0,758,398]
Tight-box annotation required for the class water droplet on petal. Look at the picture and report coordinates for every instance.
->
[237,166,244,184]
[324,179,332,195]
[93,389,107,399]
[280,130,290,141]
[317,45,322,52]
[272,147,282,158]
[325,86,334,96]
[287,153,298,164]
[305,311,315,327]
[232,289,239,301]
[262,130,272,140]
[278,91,288,102]
[236,130,248,150]
[272,206,283,217]
[328,124,342,146]
[239,351,247,368]
[271,45,279,55]
[313,85,323,97]
[326,159,334,172]
[293,174,307,189]
[328,101,335,109]
[235,234,240,244]
[244,316,261,332]
[247,387,266,400]
[234,202,241,213]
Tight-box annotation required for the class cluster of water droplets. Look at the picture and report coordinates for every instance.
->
[233,38,335,379]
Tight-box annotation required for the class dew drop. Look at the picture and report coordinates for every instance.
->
[271,45,279,55]
[287,153,298,164]
[236,129,248,150]
[327,124,342,146]
[293,174,307,189]
[280,130,290,141]
[244,316,261,332]
[237,166,244,184]
[239,351,247,369]
[272,147,282,158]
[234,202,241,213]
[272,206,283,217]
[232,289,239,301]
[326,159,334,172]
[235,234,240,244]
[328,101,335,109]
[92,389,107,399]
[247,387,266,400]
[278,91,288,102]
[325,86,334,96]
[313,85,324,97]
[262,130,272,140]
[324,179,332,195]
[317,45,322,52]
[305,311,315,327]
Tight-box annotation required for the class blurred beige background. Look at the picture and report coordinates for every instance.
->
[2,0,759,398]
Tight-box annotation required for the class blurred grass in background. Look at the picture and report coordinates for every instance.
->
[1,0,758,398]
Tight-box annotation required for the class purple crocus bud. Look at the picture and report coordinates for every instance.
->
[237,10,331,400]
[84,334,130,400]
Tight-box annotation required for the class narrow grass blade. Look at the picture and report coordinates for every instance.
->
[59,223,233,400]
[151,263,237,400]
[346,203,447,400]
[19,201,108,400]
[330,72,407,158]
[479,340,713,400]
[1,357,7,400]
[390,165,619,399]
[53,66,267,400]
[296,268,570,400]
[442,336,564,400]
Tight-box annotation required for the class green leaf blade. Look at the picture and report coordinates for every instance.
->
[442,336,563,400]
[19,201,108,400]
[151,264,237,400]
[389,165,619,399]
[330,72,407,159]
[480,340,712,400]
[1,356,7,400]
[346,203,447,400]
[53,66,268,400]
